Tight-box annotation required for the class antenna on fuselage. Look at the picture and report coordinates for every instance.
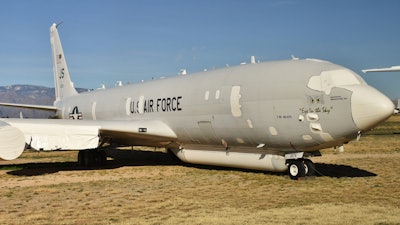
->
[116,81,123,87]
[179,69,187,75]
[250,56,256,64]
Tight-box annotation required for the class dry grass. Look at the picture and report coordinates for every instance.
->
[1,116,400,224]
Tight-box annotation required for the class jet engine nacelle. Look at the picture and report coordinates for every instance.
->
[0,121,25,160]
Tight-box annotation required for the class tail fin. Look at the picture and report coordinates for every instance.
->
[50,23,78,101]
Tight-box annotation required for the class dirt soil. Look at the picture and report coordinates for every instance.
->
[1,117,400,224]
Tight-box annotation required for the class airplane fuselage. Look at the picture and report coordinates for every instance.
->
[55,58,389,155]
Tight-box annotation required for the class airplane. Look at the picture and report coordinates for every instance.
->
[362,65,400,113]
[0,23,394,179]
[362,66,400,73]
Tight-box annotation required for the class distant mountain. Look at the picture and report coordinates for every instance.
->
[0,85,86,118]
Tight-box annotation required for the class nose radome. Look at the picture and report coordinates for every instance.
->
[350,85,394,131]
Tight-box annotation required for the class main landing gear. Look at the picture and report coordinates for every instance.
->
[77,150,107,167]
[287,158,316,180]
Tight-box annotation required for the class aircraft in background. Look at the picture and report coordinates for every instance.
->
[363,65,400,113]
[0,24,394,179]
[363,66,400,73]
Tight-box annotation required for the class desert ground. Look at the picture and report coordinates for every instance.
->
[1,117,400,224]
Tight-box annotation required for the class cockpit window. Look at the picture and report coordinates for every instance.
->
[307,69,364,94]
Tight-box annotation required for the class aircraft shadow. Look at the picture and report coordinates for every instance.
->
[5,149,180,176]
[313,163,376,178]
[185,162,377,178]
[3,149,376,178]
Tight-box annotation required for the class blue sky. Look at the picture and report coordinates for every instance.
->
[1,0,400,98]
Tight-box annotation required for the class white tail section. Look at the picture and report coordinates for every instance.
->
[50,23,78,101]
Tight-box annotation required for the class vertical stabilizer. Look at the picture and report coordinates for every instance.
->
[50,23,78,101]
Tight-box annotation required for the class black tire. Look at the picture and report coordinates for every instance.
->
[303,159,316,176]
[288,160,306,180]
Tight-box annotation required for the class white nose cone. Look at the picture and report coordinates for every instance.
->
[350,86,394,131]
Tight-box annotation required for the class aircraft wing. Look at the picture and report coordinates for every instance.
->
[99,120,178,146]
[0,118,177,160]
[362,66,400,73]
[0,103,58,111]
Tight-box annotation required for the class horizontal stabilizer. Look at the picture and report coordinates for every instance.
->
[0,102,57,111]
[0,121,25,160]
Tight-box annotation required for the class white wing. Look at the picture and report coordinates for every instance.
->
[0,118,177,160]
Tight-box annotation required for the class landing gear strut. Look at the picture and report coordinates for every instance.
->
[78,150,107,167]
[287,159,315,180]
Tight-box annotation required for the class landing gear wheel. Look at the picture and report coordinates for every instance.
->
[303,159,316,176]
[288,160,306,180]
